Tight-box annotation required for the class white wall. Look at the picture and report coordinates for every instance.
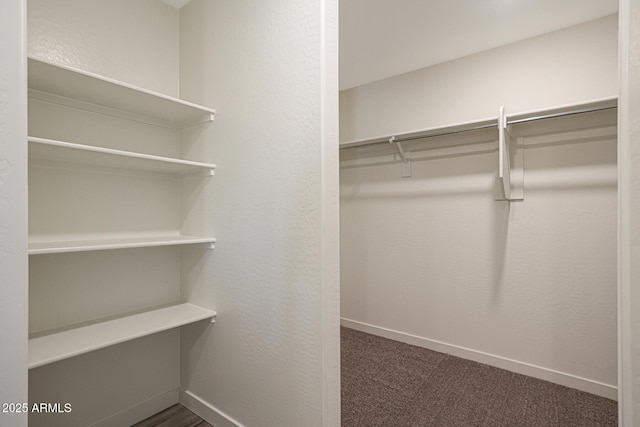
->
[340,15,618,143]
[26,1,184,426]
[0,1,28,426]
[340,16,619,399]
[618,0,640,423]
[28,0,180,97]
[178,1,340,426]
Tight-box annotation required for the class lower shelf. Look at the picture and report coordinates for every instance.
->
[28,303,216,369]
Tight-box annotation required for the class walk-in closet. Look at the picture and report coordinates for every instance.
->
[2,0,640,426]
[339,1,620,425]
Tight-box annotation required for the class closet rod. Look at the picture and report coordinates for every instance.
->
[340,101,617,150]
[506,104,617,126]
[339,120,497,150]
[387,123,497,144]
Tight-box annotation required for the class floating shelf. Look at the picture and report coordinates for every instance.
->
[29,235,217,255]
[28,56,215,127]
[28,303,216,369]
[29,136,215,176]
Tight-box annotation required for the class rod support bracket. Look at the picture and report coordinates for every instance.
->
[389,136,408,164]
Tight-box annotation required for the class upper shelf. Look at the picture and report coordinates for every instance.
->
[28,56,215,128]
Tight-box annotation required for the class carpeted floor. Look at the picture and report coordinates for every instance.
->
[131,404,212,427]
[341,327,617,427]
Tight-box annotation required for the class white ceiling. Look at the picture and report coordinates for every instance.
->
[340,0,618,90]
[161,0,191,9]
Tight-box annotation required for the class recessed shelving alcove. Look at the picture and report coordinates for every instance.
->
[27,56,217,369]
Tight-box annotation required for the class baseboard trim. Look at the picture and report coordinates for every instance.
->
[180,389,244,427]
[92,388,179,427]
[341,317,618,401]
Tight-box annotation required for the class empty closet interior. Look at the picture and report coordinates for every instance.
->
[339,8,619,404]
[18,0,621,424]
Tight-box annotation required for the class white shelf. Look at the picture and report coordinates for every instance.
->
[29,235,216,255]
[29,136,215,176]
[28,303,216,369]
[28,56,215,127]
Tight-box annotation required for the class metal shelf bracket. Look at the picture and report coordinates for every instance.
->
[498,106,512,200]
[181,112,215,131]
[389,136,408,164]
[389,136,411,178]
[497,106,524,202]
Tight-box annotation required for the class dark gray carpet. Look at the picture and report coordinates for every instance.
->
[131,404,212,427]
[341,327,617,427]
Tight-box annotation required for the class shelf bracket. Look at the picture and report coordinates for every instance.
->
[390,136,411,178]
[210,240,216,250]
[498,106,513,201]
[496,106,524,202]
[179,167,215,180]
[181,112,215,131]
[210,314,217,324]
[389,136,408,164]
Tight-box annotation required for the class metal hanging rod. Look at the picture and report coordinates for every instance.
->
[339,100,617,150]
[388,123,497,144]
[340,120,497,150]
[506,104,617,126]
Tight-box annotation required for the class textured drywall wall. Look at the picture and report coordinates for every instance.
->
[340,17,618,397]
[0,1,28,426]
[320,2,342,424]
[26,1,183,425]
[618,0,640,422]
[28,0,180,96]
[178,1,340,426]
[29,332,180,427]
[340,15,618,143]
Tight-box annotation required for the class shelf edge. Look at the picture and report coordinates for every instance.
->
[28,303,216,369]
[28,236,217,255]
[28,136,216,172]
[28,56,215,127]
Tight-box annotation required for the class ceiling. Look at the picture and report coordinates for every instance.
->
[339,0,618,90]
[161,0,191,9]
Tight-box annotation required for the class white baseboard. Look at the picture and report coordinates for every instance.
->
[341,317,618,401]
[180,389,244,427]
[92,388,179,427]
